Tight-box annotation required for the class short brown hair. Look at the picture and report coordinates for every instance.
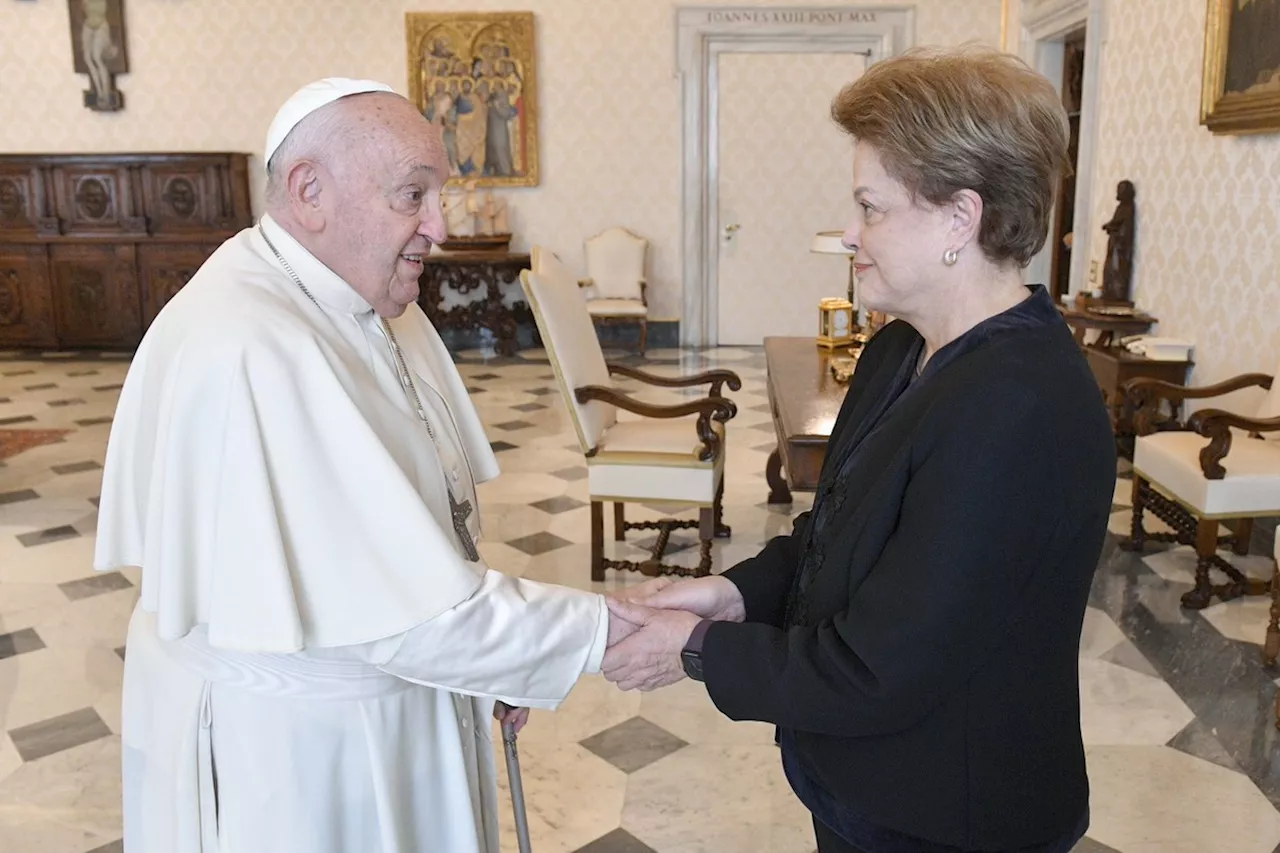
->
[831,46,1069,267]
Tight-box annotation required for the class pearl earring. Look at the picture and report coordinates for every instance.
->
[942,248,958,266]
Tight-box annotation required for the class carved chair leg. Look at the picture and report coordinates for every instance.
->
[1181,516,1219,610]
[714,478,731,538]
[696,507,715,577]
[1119,475,1147,552]
[638,319,648,356]
[1232,518,1255,556]
[613,502,626,542]
[1265,559,1280,667]
[591,500,605,583]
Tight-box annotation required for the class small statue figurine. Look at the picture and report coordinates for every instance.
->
[479,192,510,236]
[1100,180,1135,305]
[442,185,470,236]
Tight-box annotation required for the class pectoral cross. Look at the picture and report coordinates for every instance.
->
[449,489,481,562]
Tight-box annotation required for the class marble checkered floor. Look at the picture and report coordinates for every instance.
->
[4,346,1280,853]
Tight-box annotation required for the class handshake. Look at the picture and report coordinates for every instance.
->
[601,574,746,692]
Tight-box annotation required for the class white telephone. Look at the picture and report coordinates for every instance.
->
[1119,335,1194,361]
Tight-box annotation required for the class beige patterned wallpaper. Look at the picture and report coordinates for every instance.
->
[0,0,1000,320]
[1087,0,1280,403]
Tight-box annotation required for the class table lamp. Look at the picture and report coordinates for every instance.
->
[810,230,858,318]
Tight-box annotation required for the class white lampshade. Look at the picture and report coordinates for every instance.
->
[810,230,854,255]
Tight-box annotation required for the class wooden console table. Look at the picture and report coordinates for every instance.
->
[418,251,532,356]
[1084,346,1192,455]
[764,336,850,504]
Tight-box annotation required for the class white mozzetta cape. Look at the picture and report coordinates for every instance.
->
[95,216,500,653]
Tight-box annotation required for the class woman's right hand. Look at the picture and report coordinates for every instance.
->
[636,576,746,623]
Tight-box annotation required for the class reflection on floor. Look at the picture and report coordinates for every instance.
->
[2,346,1280,853]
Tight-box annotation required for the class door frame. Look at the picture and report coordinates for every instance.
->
[676,6,915,347]
[1019,0,1106,299]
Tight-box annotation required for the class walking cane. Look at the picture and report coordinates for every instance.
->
[498,703,534,853]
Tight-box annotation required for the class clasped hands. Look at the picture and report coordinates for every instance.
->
[602,575,745,692]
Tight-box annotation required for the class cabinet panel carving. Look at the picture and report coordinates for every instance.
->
[138,244,214,324]
[0,245,57,347]
[50,244,142,347]
[0,152,251,350]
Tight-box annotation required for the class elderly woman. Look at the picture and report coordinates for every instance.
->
[604,47,1115,853]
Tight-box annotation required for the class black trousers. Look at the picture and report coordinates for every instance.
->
[815,816,869,853]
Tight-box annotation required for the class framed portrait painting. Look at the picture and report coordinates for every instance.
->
[405,11,539,187]
[1200,0,1280,134]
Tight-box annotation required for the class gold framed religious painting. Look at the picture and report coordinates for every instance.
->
[405,11,539,187]
[1200,0,1280,135]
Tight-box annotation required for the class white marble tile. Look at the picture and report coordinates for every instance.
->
[638,676,776,747]
[25,588,138,652]
[1086,745,1280,853]
[0,736,122,850]
[1079,607,1127,659]
[0,733,22,784]
[1079,659,1195,747]
[623,744,815,853]
[494,740,626,853]
[1112,477,1134,506]
[1200,596,1273,646]
[0,647,124,731]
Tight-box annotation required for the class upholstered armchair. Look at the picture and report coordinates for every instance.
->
[521,247,741,580]
[1122,362,1280,609]
[580,226,650,354]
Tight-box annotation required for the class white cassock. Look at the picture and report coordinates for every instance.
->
[94,213,608,853]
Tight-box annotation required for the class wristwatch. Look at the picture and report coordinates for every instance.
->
[680,619,713,682]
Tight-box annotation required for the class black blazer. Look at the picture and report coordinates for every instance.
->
[702,316,1115,850]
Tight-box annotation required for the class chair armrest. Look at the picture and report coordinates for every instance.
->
[1124,373,1273,436]
[640,280,647,304]
[606,363,742,396]
[1186,408,1280,479]
[575,385,737,462]
[578,277,594,288]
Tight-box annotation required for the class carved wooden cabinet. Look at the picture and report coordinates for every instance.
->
[0,152,252,350]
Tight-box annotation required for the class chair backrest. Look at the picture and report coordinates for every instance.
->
[522,248,617,453]
[583,227,647,301]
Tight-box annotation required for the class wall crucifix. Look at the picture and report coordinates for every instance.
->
[68,0,128,111]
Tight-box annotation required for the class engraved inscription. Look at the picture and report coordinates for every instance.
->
[0,179,25,222]
[0,269,23,326]
[75,178,111,220]
[163,177,197,218]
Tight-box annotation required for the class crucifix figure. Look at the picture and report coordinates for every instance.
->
[72,0,128,111]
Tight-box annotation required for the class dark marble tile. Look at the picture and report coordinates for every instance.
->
[1,368,36,377]
[0,627,46,660]
[47,398,86,407]
[59,571,134,601]
[465,386,487,394]
[114,646,126,661]
[8,707,112,762]
[89,496,100,508]
[493,419,534,431]
[0,488,39,505]
[0,414,37,425]
[1167,717,1241,772]
[1099,639,1160,678]
[526,386,556,396]
[490,440,518,453]
[51,460,102,475]
[506,532,573,556]
[85,841,124,853]
[530,496,586,515]
[75,416,113,426]
[99,352,132,360]
[579,716,688,774]
[0,396,9,403]
[66,369,100,377]
[471,372,501,381]
[91,383,124,392]
[573,828,658,853]
[23,382,56,391]
[17,524,81,547]
[510,402,548,413]
[550,466,588,482]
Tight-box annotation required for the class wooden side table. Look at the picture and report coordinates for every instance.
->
[763,337,850,503]
[1084,346,1192,455]
[418,251,532,355]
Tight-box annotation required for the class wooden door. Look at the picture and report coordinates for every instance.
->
[49,243,142,348]
[0,245,57,348]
